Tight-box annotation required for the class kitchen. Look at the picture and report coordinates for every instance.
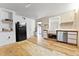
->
[0,3,79,56]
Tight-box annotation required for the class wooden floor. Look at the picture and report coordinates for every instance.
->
[28,37,79,56]
[0,37,79,56]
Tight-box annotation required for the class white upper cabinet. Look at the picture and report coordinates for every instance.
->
[0,8,15,20]
[60,10,75,23]
[0,8,16,31]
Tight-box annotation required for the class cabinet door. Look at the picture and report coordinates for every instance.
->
[0,33,9,46]
[57,32,64,41]
[7,32,15,44]
[0,32,15,46]
[2,11,9,19]
[60,10,75,23]
[1,9,13,19]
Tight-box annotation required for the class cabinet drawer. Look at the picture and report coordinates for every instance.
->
[67,39,76,44]
[68,35,77,39]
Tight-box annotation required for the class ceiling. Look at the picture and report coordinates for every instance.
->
[0,3,74,19]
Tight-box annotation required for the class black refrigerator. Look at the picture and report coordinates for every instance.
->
[16,22,27,42]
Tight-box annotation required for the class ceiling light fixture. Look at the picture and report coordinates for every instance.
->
[25,3,31,8]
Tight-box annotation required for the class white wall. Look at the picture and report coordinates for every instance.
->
[0,7,35,46]
[13,14,35,39]
[26,17,35,39]
[0,8,35,46]
[36,17,49,30]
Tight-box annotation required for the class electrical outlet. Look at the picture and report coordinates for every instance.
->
[8,36,10,39]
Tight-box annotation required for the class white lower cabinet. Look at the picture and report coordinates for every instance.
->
[67,32,77,44]
[0,32,15,46]
[7,32,15,44]
[57,32,64,42]
[67,39,76,44]
[68,35,77,39]
[57,31,77,45]
[0,33,8,46]
[57,32,67,42]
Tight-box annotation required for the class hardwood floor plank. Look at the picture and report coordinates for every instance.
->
[0,37,79,56]
[28,37,79,56]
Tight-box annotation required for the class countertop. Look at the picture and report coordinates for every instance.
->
[56,29,79,32]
